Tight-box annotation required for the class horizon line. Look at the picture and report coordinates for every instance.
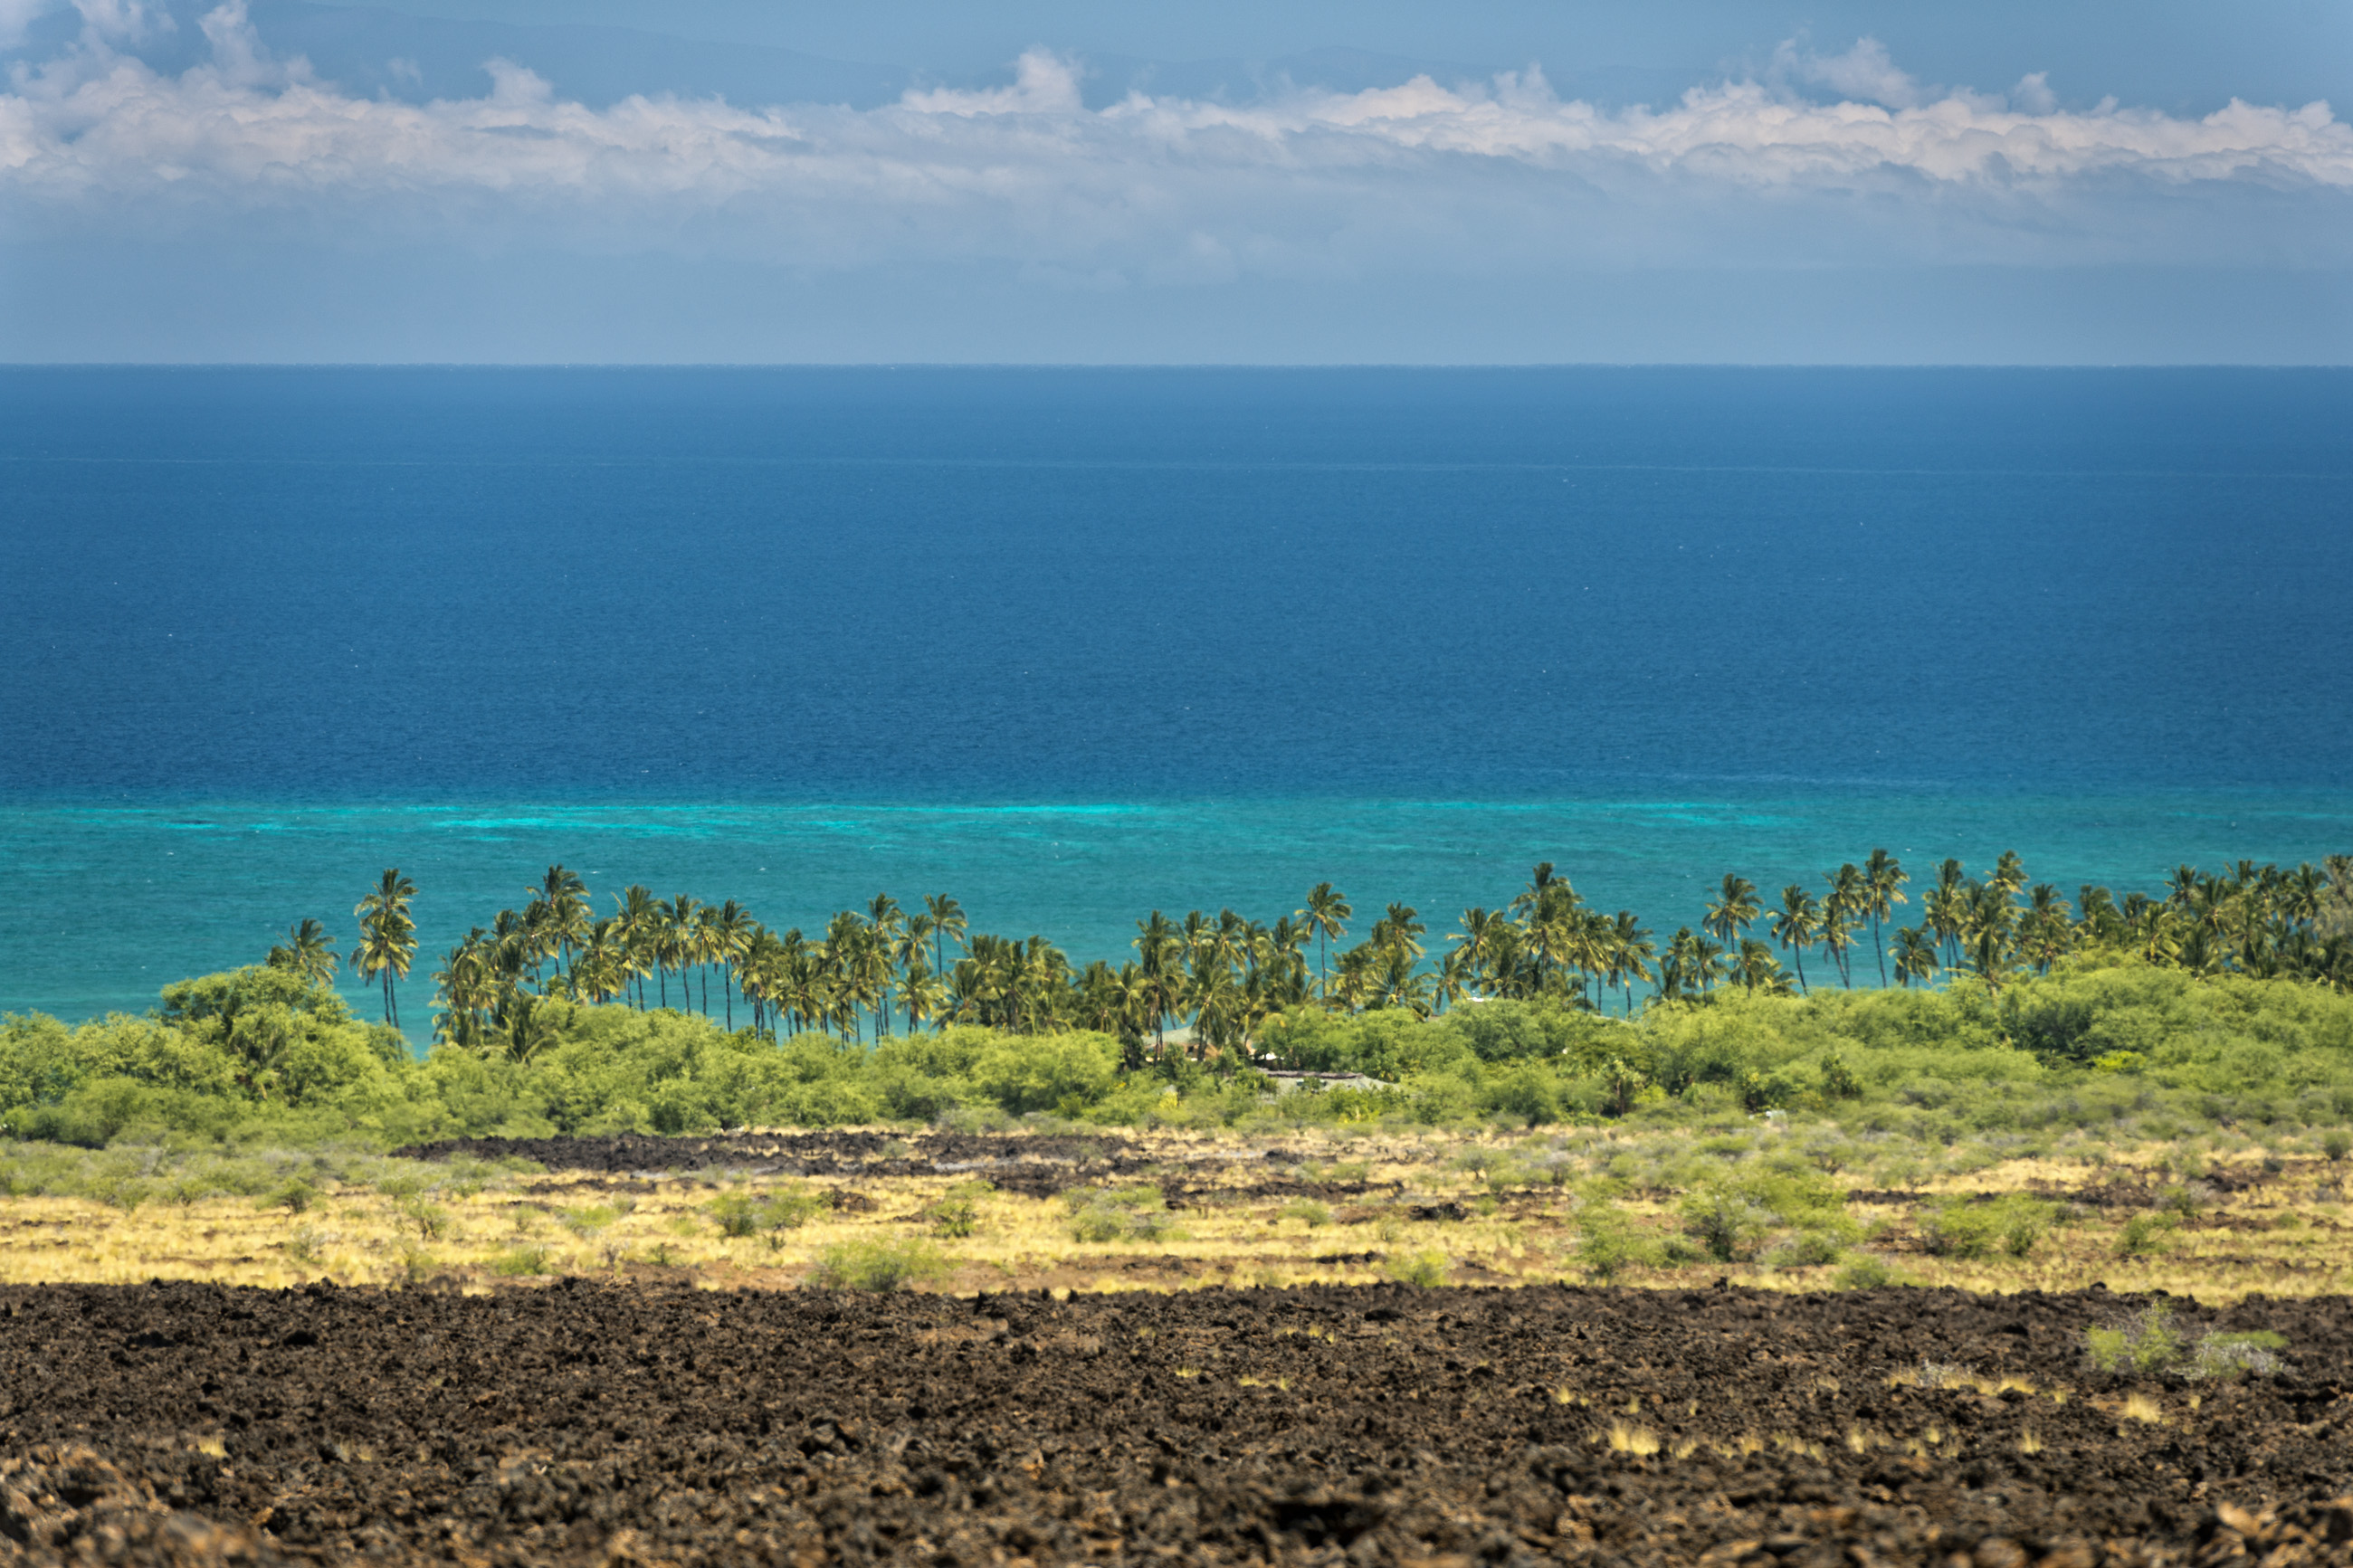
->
[5,362,2350,373]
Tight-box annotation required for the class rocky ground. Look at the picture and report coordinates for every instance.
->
[3,1279,2348,1565]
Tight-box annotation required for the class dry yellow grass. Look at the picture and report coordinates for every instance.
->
[0,1129,2344,1302]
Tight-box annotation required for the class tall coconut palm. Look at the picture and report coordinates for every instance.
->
[1132,911,1182,1057]
[535,865,591,978]
[657,894,698,1012]
[613,885,662,1009]
[350,869,418,1029]
[1862,849,1908,986]
[1822,863,1866,987]
[1300,882,1352,999]
[1770,885,1819,994]
[1373,902,1425,961]
[1609,910,1656,1012]
[266,917,339,988]
[1992,851,2028,899]
[1702,875,1760,958]
[919,894,966,979]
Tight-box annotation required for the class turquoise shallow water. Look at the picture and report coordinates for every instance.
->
[6,791,2348,1025]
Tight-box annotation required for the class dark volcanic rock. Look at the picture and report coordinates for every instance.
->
[0,1280,2348,1564]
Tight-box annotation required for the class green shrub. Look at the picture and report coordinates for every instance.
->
[1280,1198,1332,1229]
[1679,1165,1849,1263]
[2087,1302,2285,1380]
[2156,1183,2208,1218]
[808,1239,949,1291]
[1383,1249,1449,1288]
[2323,1131,2350,1163]
[1063,1183,1175,1243]
[924,1181,990,1239]
[489,1245,551,1278]
[1760,1231,1844,1270]
[265,1178,317,1214]
[2115,1213,2174,1258]
[397,1197,450,1240]
[2186,1330,2287,1381]
[1919,1195,2055,1259]
[1572,1202,1656,1282]
[1833,1254,1902,1289]
[707,1185,825,1238]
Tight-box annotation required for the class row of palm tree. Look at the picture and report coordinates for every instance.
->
[265,850,2352,1059]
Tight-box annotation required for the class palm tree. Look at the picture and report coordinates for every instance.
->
[1769,884,1819,994]
[1374,902,1425,961]
[266,917,339,988]
[1300,882,1351,999]
[1891,926,1939,988]
[1992,851,2028,899]
[700,899,752,1029]
[1862,849,1908,986]
[658,894,698,1011]
[1734,937,1788,995]
[1702,874,1760,957]
[350,868,418,1029]
[1132,911,1181,1057]
[613,885,662,1009]
[535,865,590,978]
[924,894,967,977]
[1608,910,1655,1012]
[1823,863,1866,987]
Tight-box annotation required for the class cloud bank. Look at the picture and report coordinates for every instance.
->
[4,1,2349,283]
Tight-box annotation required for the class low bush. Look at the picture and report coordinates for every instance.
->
[1063,1183,1176,1243]
[1679,1165,1851,1263]
[923,1181,991,1238]
[2086,1301,2285,1380]
[707,1185,825,1239]
[1832,1254,1903,1289]
[1383,1249,1449,1288]
[1919,1195,2056,1259]
[1760,1231,1845,1270]
[808,1240,949,1291]
[488,1245,551,1278]
[1572,1202,1656,1282]
[2115,1212,2176,1258]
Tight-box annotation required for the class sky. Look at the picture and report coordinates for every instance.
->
[1,0,2348,362]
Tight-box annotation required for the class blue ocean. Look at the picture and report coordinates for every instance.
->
[4,366,2349,1028]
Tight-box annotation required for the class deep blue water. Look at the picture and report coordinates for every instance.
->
[4,367,2349,1025]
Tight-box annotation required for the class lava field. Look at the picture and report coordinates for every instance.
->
[2,1280,2348,1565]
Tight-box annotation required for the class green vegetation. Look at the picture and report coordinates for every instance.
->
[1383,1248,1451,1287]
[807,1239,950,1291]
[923,1181,990,1238]
[2084,1300,2287,1380]
[4,851,2352,1157]
[1063,1184,1175,1243]
[1919,1194,2057,1259]
[707,1186,825,1238]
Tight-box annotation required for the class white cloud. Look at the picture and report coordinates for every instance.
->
[2011,72,2058,117]
[1781,36,1920,109]
[3,14,2347,281]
